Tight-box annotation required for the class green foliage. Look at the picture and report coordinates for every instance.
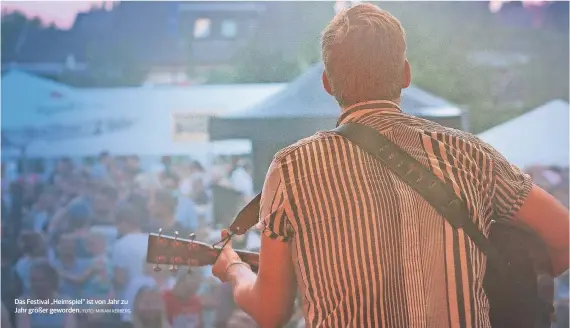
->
[376,1,568,133]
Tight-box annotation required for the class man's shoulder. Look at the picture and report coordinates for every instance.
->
[274,131,341,163]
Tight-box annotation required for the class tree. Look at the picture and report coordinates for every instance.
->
[225,2,333,83]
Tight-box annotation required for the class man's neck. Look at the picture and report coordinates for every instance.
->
[341,98,401,113]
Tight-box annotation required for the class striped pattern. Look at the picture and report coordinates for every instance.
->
[258,101,532,328]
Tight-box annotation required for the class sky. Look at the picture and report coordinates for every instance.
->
[1,1,108,29]
[0,1,551,30]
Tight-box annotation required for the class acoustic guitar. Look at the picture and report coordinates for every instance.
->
[146,231,260,273]
[146,193,262,273]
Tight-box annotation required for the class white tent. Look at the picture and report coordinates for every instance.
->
[24,105,252,159]
[1,70,284,159]
[478,99,569,168]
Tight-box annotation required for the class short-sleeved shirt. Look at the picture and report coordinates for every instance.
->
[258,100,532,328]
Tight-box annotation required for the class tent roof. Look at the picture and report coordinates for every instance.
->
[478,99,569,168]
[221,62,462,119]
[1,70,80,129]
[25,106,252,158]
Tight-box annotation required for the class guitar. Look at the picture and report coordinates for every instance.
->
[146,231,260,273]
[147,193,263,273]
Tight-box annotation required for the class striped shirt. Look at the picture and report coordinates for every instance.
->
[258,100,533,328]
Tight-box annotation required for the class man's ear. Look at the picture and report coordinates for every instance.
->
[402,59,411,89]
[322,71,333,96]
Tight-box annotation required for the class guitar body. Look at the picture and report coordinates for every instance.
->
[484,218,554,328]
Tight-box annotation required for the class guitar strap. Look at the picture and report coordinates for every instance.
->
[229,193,261,235]
[332,122,507,276]
[227,122,507,276]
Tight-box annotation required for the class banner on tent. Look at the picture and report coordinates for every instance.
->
[171,113,210,142]
[3,118,136,145]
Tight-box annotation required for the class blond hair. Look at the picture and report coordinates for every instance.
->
[321,3,407,106]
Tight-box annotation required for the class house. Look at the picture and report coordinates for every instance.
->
[1,2,270,85]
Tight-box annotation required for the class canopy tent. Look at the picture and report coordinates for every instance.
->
[209,62,467,191]
[23,105,252,160]
[1,70,284,160]
[478,99,569,168]
[1,71,81,144]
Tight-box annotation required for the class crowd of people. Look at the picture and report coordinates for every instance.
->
[0,152,310,328]
[0,152,567,328]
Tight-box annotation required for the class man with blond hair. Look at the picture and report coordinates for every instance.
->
[212,4,569,327]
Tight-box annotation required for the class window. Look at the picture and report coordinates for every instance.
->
[221,20,238,38]
[193,18,211,39]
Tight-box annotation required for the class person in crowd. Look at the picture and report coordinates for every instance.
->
[112,203,149,297]
[2,241,23,327]
[162,268,205,328]
[121,274,155,325]
[15,231,46,296]
[225,309,258,328]
[180,161,210,206]
[142,261,176,291]
[554,270,569,328]
[2,302,13,328]
[128,284,170,328]
[90,184,120,247]
[65,204,93,258]
[91,185,119,225]
[50,233,90,299]
[212,283,238,328]
[58,230,112,300]
[91,151,111,178]
[174,190,200,232]
[124,155,142,181]
[48,158,73,184]
[16,259,77,328]
[161,171,180,192]
[23,186,58,234]
[229,158,254,199]
[6,181,25,240]
[147,189,191,236]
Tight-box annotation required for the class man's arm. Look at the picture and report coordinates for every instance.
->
[484,141,569,276]
[213,159,298,328]
[514,184,569,276]
[226,233,297,328]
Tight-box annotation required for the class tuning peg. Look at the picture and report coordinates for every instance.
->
[153,264,162,272]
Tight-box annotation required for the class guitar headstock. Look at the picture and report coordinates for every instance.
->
[146,230,260,273]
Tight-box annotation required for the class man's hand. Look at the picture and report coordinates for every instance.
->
[212,230,243,282]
